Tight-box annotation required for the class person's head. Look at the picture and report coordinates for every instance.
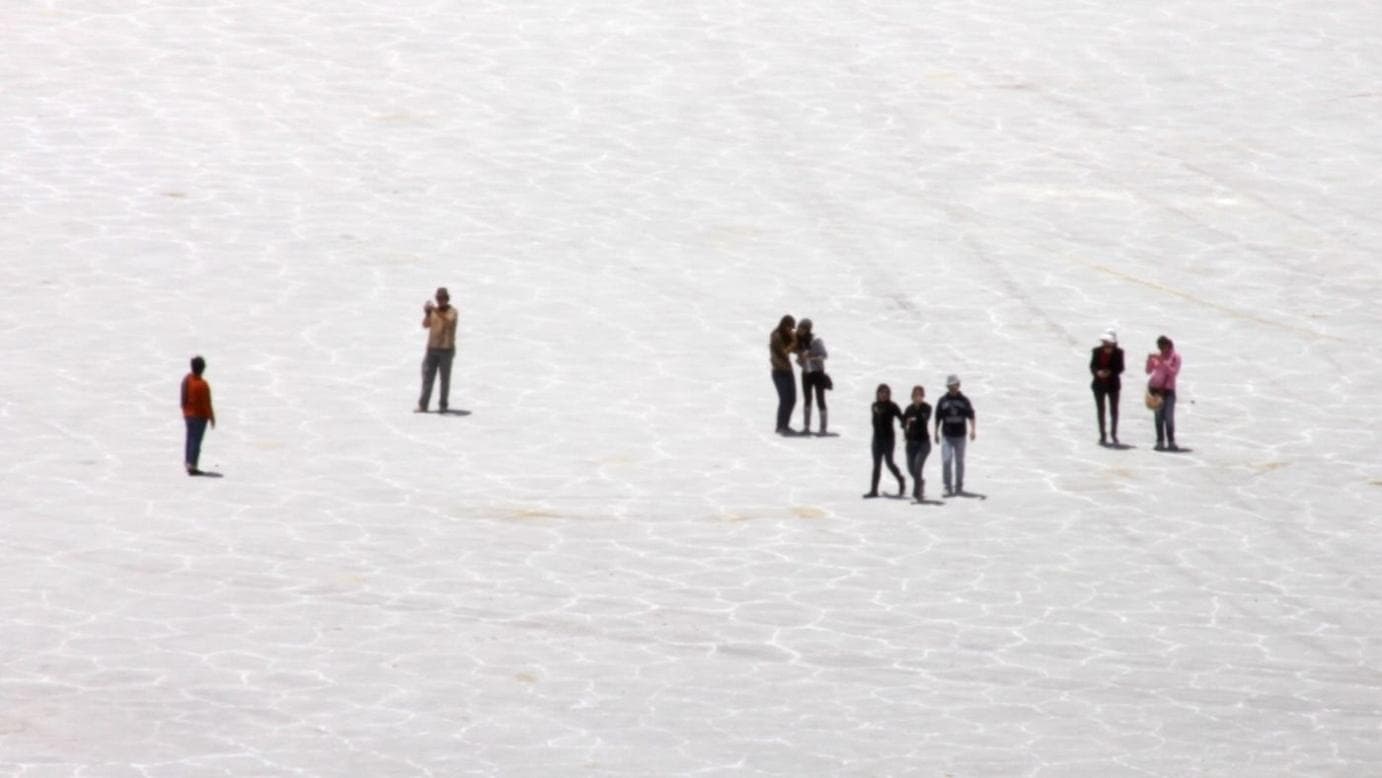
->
[435,287,451,306]
[190,356,206,376]
[911,385,925,404]
[777,314,796,335]
[1156,335,1173,353]
[1100,329,1117,349]
[945,374,961,394]
[876,383,891,402]
[797,317,813,338]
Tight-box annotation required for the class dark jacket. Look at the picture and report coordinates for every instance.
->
[903,402,932,442]
[1090,345,1125,391]
[935,392,974,438]
[871,401,904,440]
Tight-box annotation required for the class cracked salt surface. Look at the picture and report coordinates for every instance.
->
[2,0,1381,775]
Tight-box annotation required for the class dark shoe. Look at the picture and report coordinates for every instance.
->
[862,491,879,499]
[416,405,428,413]
[1154,443,1166,451]
[1112,436,1120,446]
[897,479,906,497]
[187,468,204,476]
[1099,435,1107,446]
[1167,442,1180,451]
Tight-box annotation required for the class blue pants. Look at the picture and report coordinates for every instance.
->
[771,369,796,431]
[941,435,966,492]
[184,417,208,469]
[906,439,931,497]
[1154,389,1177,445]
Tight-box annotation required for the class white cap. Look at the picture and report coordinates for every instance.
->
[945,374,961,387]
[1100,329,1117,344]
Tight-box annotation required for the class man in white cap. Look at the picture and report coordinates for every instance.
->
[1089,329,1124,446]
[933,374,976,496]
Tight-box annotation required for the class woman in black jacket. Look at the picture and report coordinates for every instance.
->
[902,385,933,501]
[1090,329,1125,446]
[865,384,907,498]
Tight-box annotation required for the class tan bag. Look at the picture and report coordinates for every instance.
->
[1145,387,1163,410]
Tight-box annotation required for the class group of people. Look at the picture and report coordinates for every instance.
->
[769,315,831,435]
[177,296,1185,486]
[765,318,1187,504]
[1088,330,1183,451]
[866,377,977,501]
[768,315,978,502]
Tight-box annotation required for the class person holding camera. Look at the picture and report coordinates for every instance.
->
[418,287,459,413]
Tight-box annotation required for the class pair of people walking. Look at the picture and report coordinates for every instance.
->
[865,376,976,501]
[1089,330,1182,450]
[769,315,830,435]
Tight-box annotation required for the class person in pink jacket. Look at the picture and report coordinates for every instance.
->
[1145,335,1182,451]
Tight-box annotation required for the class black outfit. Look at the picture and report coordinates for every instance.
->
[868,400,906,496]
[902,402,932,499]
[1089,345,1125,444]
[934,393,974,438]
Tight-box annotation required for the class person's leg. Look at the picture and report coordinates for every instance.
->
[916,440,931,498]
[772,370,794,431]
[868,439,883,496]
[419,349,440,410]
[815,374,828,433]
[883,439,905,495]
[1093,386,1108,443]
[1109,387,1121,443]
[952,435,967,492]
[1163,390,1177,448]
[185,417,207,473]
[1153,394,1166,449]
[184,417,195,470]
[906,441,921,495]
[801,373,813,431]
[437,348,455,410]
[941,437,955,494]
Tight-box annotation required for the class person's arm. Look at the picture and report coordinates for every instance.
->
[180,375,190,411]
[1114,348,1125,378]
[1145,353,1159,375]
[207,384,216,429]
[1167,353,1181,380]
[1090,349,1100,378]
[422,299,435,328]
[969,412,977,441]
[933,400,942,444]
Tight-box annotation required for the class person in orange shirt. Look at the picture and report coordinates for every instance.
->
[181,356,216,475]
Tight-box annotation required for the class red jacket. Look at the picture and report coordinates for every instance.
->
[181,374,215,422]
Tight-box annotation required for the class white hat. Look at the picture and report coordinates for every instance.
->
[945,374,961,387]
[1100,329,1117,344]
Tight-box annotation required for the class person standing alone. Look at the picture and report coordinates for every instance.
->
[418,287,458,413]
[769,315,798,434]
[1145,335,1182,451]
[934,374,976,496]
[180,356,216,476]
[1090,329,1125,446]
